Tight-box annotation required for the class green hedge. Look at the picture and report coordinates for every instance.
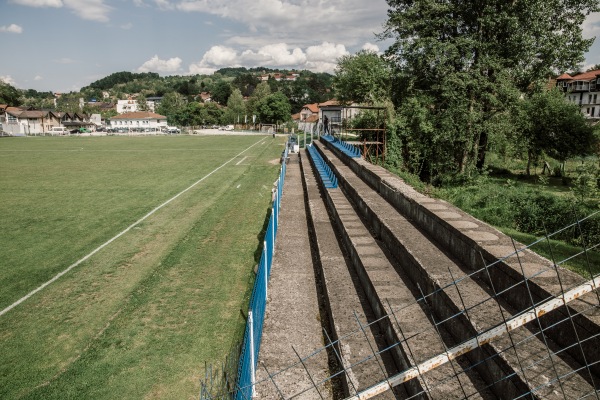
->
[437,181,600,247]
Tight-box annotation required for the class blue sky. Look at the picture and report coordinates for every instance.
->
[1,0,599,93]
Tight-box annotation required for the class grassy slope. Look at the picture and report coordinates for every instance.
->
[0,135,283,399]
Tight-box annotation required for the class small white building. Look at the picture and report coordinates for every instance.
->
[116,99,156,114]
[109,111,168,133]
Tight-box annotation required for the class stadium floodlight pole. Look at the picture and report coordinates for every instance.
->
[345,274,600,400]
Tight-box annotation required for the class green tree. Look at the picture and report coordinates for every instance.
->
[381,0,599,182]
[334,50,391,104]
[257,92,291,126]
[156,92,186,119]
[202,102,224,126]
[211,81,232,105]
[518,89,598,175]
[0,81,22,106]
[232,73,260,97]
[56,92,83,113]
[572,161,599,202]
[225,88,246,124]
[246,81,271,119]
[137,94,149,112]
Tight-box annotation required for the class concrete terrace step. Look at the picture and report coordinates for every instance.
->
[305,147,493,399]
[314,141,597,398]
[319,139,600,383]
[315,139,600,398]
[300,149,399,399]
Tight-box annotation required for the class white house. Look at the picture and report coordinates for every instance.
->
[109,111,167,133]
[116,99,156,114]
[556,69,600,119]
[1,107,62,135]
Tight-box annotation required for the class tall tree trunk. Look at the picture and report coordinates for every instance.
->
[476,131,488,170]
[526,149,532,176]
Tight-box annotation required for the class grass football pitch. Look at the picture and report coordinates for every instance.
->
[0,135,284,399]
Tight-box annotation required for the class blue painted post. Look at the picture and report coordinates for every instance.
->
[263,242,268,292]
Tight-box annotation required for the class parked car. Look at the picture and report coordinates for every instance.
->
[50,126,69,135]
[166,126,180,134]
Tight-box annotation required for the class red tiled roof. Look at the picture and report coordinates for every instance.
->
[110,111,167,120]
[318,99,340,107]
[292,113,301,121]
[17,110,52,118]
[304,115,319,123]
[303,103,319,113]
[5,107,24,116]
[573,69,600,81]
[556,73,573,80]
[563,69,600,82]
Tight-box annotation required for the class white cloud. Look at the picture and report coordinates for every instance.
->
[362,42,380,53]
[12,0,112,22]
[63,0,112,22]
[583,12,600,38]
[240,43,307,67]
[0,75,17,86]
[137,55,183,73]
[189,45,239,74]
[154,0,175,10]
[174,0,388,47]
[0,24,23,33]
[188,41,349,75]
[34,75,43,81]
[10,0,62,7]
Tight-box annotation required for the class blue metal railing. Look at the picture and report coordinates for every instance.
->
[235,142,289,399]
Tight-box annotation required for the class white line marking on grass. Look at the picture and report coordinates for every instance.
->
[235,156,247,165]
[0,137,268,318]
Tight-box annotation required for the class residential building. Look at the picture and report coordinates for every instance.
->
[300,103,319,122]
[318,100,361,133]
[56,112,93,131]
[198,92,212,102]
[109,111,167,132]
[1,107,63,135]
[116,98,156,114]
[297,100,362,134]
[259,72,298,82]
[556,69,600,119]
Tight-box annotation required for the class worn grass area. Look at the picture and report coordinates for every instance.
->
[0,135,284,399]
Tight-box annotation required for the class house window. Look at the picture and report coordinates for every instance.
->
[594,94,598,104]
[586,108,590,114]
[589,94,593,104]
[592,107,596,117]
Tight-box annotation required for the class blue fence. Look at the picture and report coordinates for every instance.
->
[234,142,289,399]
